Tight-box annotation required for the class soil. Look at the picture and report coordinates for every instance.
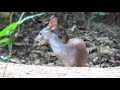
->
[0,62,120,78]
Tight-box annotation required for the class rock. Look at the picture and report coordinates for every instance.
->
[21,60,26,63]
[101,63,110,68]
[47,63,54,66]
[24,37,29,42]
[14,42,25,46]
[31,50,44,56]
[97,37,113,45]
[70,25,77,32]
[94,65,101,68]
[114,39,120,44]
[84,35,93,42]
[93,57,99,63]
[41,46,48,51]
[86,41,95,47]
[10,58,22,64]
[115,54,120,59]
[27,60,32,64]
[89,53,98,61]
[87,47,97,53]
[32,59,40,65]
[117,43,120,47]
[30,54,38,58]
[19,52,25,56]
[33,43,38,47]
[47,52,56,56]
[100,46,117,55]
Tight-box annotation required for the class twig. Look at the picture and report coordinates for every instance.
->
[81,12,86,24]
[18,12,26,36]
[2,12,22,77]
[2,12,15,77]
[2,34,13,77]
[9,12,14,24]
[18,12,25,21]
[97,46,101,68]
[86,12,95,29]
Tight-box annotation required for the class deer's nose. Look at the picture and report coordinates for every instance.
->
[34,38,39,43]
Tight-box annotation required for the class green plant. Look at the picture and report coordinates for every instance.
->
[0,12,45,62]
[74,12,108,29]
[85,12,108,29]
[0,12,10,18]
[0,12,45,77]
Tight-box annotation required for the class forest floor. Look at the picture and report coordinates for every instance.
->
[0,12,120,78]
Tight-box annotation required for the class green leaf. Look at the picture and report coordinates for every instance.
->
[99,12,106,15]
[0,23,18,37]
[0,38,9,44]
[94,12,99,15]
[0,13,45,38]
[16,13,45,25]
[94,12,106,16]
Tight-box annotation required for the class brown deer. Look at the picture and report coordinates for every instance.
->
[34,17,88,67]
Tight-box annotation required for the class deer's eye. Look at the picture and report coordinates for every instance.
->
[39,33,42,35]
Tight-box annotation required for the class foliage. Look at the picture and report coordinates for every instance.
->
[84,12,108,29]
[0,12,45,62]
[0,12,10,18]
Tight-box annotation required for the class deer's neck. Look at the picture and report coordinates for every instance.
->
[49,31,68,55]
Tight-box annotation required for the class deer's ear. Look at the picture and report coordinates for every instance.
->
[47,17,58,31]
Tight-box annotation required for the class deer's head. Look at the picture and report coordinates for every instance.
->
[34,17,58,46]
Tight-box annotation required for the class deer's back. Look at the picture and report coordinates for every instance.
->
[66,38,88,67]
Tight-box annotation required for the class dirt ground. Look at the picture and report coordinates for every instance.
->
[0,62,120,78]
